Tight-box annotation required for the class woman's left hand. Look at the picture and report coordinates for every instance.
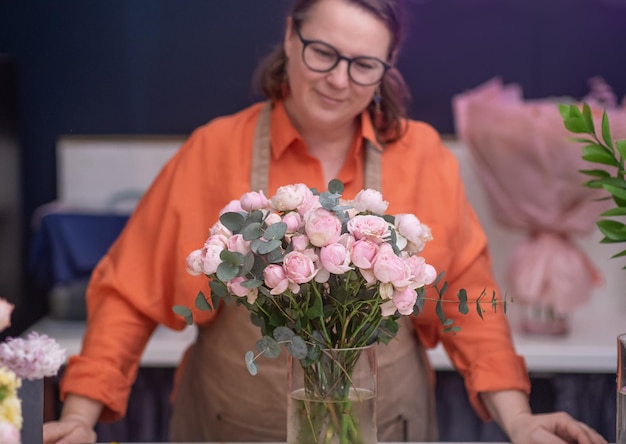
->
[505,411,607,444]
[481,390,607,444]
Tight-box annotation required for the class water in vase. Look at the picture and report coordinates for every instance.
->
[287,387,377,444]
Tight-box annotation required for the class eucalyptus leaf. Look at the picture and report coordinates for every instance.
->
[241,222,263,241]
[328,178,344,195]
[273,326,295,342]
[241,279,263,289]
[216,262,239,281]
[172,305,193,325]
[287,336,308,359]
[220,212,246,233]
[256,336,281,359]
[264,222,288,240]
[457,288,469,315]
[195,292,212,311]
[257,238,281,254]
[241,252,255,276]
[209,279,228,298]
[245,351,258,376]
[220,250,244,266]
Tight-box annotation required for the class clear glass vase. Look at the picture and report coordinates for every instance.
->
[287,345,377,444]
[618,334,626,444]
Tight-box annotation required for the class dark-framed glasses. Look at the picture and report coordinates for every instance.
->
[294,26,391,86]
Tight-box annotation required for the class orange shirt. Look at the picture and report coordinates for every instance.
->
[60,100,530,422]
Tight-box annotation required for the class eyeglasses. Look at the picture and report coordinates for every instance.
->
[293,26,391,86]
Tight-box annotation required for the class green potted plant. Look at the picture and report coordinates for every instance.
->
[560,103,626,266]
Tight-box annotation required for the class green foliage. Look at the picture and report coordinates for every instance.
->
[560,103,626,266]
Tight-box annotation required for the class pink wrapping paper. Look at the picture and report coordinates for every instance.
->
[452,78,626,315]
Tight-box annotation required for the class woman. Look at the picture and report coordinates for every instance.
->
[44,0,607,443]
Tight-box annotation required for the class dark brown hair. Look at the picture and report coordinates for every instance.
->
[253,0,411,144]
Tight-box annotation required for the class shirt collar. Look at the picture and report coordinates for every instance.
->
[270,100,383,159]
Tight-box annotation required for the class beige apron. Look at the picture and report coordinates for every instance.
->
[169,102,438,442]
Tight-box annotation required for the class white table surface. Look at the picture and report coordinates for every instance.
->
[29,296,624,373]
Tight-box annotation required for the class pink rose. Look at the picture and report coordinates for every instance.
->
[346,215,390,242]
[227,234,251,255]
[291,234,310,251]
[380,299,397,317]
[320,242,352,274]
[240,190,268,212]
[351,189,388,214]
[394,214,433,253]
[296,187,321,217]
[264,264,289,295]
[283,251,317,284]
[264,212,282,226]
[219,199,244,215]
[392,287,417,315]
[0,298,14,332]
[209,221,232,237]
[202,244,224,275]
[185,249,204,276]
[282,211,303,233]
[351,239,379,269]
[227,277,258,304]
[372,244,411,287]
[405,256,437,288]
[205,234,228,248]
[270,184,308,212]
[305,208,342,247]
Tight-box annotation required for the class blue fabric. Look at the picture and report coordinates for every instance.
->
[29,213,129,290]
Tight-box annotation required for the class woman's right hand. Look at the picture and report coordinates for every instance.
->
[43,394,102,444]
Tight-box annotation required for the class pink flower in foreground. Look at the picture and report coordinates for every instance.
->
[270,184,308,212]
[264,265,289,295]
[185,249,204,276]
[347,215,390,242]
[0,299,14,332]
[0,421,20,444]
[392,287,417,315]
[283,251,317,285]
[239,190,268,212]
[372,244,411,287]
[0,332,66,380]
[305,208,342,247]
[351,189,389,214]
[226,277,258,304]
[320,242,352,275]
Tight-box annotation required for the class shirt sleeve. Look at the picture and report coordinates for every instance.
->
[59,126,228,421]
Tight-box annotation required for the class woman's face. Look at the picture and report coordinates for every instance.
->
[283,0,392,133]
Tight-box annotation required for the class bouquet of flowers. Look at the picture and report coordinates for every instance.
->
[175,180,489,443]
[0,298,66,444]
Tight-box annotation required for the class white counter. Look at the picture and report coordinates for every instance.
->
[29,300,624,373]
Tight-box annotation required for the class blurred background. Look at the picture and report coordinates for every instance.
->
[0,1,625,441]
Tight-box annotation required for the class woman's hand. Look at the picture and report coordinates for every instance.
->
[43,416,97,444]
[481,390,607,444]
[43,394,102,444]
[505,411,607,444]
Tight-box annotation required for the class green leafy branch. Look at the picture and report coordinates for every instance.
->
[559,103,626,266]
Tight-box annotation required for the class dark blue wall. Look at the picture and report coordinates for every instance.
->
[0,0,624,327]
